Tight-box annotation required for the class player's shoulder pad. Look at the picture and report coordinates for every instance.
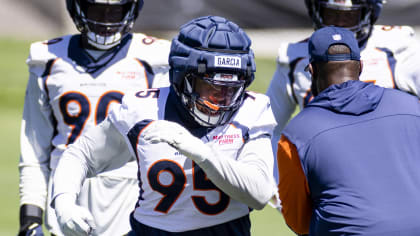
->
[26,35,73,67]
[108,86,170,135]
[129,33,171,67]
[369,25,417,56]
[371,25,415,40]
[232,91,277,139]
[277,39,309,65]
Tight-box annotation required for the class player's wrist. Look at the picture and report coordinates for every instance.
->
[19,204,43,227]
[54,193,76,206]
[54,193,77,223]
[18,204,43,235]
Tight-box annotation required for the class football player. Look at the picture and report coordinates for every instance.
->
[51,16,277,236]
[18,0,170,235]
[266,0,420,182]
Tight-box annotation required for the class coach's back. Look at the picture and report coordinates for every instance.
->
[283,80,420,235]
[278,26,420,236]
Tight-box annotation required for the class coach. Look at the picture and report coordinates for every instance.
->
[276,26,420,236]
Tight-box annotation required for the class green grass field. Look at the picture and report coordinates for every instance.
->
[0,37,295,235]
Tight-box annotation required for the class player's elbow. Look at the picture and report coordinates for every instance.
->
[250,200,266,210]
[247,194,271,210]
[247,185,277,210]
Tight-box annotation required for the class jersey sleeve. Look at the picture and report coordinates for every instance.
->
[52,118,132,202]
[392,27,420,97]
[19,42,57,209]
[196,133,278,210]
[108,90,155,136]
[132,33,171,66]
[266,63,297,153]
[108,94,141,137]
[244,92,278,140]
[194,93,278,209]
[132,33,171,77]
[108,88,166,158]
[266,41,311,155]
[126,33,171,89]
[370,25,420,98]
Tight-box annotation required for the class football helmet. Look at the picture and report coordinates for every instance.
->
[305,0,384,44]
[169,16,256,127]
[66,0,143,50]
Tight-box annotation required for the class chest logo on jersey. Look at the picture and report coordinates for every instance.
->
[213,134,241,145]
[214,56,241,69]
[116,71,141,80]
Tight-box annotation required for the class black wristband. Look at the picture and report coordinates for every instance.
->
[19,204,43,227]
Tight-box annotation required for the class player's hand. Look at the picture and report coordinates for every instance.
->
[17,222,44,236]
[142,120,210,161]
[54,194,96,236]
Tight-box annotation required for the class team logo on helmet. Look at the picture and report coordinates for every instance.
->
[333,34,342,40]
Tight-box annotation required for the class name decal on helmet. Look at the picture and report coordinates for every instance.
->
[215,56,241,69]
[329,0,353,7]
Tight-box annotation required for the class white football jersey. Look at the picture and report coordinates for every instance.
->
[267,25,420,154]
[105,87,276,232]
[19,33,171,235]
[22,33,170,175]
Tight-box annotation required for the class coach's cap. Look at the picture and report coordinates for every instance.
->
[308,26,360,63]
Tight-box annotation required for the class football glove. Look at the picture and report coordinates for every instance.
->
[54,193,96,236]
[18,222,43,236]
[142,120,211,163]
[18,204,44,236]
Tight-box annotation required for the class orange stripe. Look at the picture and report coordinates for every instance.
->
[277,135,312,235]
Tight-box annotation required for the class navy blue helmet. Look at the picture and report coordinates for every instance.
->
[305,0,384,44]
[66,0,143,49]
[169,16,256,127]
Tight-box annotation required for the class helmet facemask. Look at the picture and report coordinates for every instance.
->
[307,0,377,45]
[73,0,138,50]
[181,72,247,127]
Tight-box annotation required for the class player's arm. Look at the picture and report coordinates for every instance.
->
[394,35,420,98]
[266,62,297,155]
[51,118,131,235]
[378,25,420,98]
[266,62,302,185]
[52,117,131,200]
[277,135,312,235]
[19,71,55,235]
[199,135,277,210]
[143,119,277,210]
